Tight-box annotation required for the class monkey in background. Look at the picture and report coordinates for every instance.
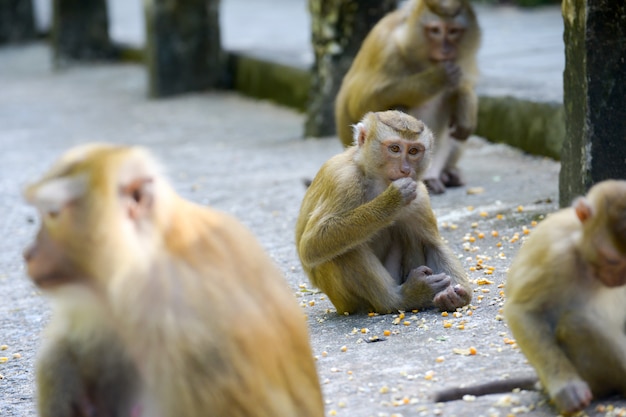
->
[24,143,324,417]
[296,110,471,315]
[335,0,481,194]
[433,181,626,413]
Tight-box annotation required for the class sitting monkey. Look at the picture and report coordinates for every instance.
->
[296,110,471,314]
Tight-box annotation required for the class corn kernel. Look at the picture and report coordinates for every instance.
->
[383,330,391,337]
[340,345,348,352]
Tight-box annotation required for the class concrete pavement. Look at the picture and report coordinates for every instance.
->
[1,39,624,417]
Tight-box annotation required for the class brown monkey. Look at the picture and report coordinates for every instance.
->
[433,182,626,410]
[334,0,481,194]
[24,143,324,417]
[503,180,626,414]
[296,110,471,314]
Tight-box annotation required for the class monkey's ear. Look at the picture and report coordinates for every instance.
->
[353,122,368,147]
[24,176,87,216]
[574,197,593,223]
[121,178,154,221]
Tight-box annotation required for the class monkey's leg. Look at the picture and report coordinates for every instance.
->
[325,248,408,314]
[441,138,465,187]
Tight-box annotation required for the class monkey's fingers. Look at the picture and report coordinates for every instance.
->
[433,284,467,311]
[552,380,592,415]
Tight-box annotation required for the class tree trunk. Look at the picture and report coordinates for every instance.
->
[52,0,116,66]
[144,0,228,98]
[559,0,626,206]
[0,0,36,44]
[305,0,398,138]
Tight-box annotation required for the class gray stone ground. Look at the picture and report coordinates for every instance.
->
[2,43,625,417]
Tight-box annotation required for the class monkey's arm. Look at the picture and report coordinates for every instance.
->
[36,339,87,417]
[504,302,585,398]
[372,65,451,110]
[298,185,404,268]
[449,83,478,140]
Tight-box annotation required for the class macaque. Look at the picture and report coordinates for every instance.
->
[24,143,324,417]
[503,180,626,414]
[334,0,481,194]
[296,110,471,314]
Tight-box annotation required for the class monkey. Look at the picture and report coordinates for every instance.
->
[431,180,626,414]
[23,143,325,417]
[295,110,472,315]
[334,0,481,194]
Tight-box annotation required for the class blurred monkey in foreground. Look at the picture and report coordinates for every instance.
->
[296,111,471,315]
[504,180,626,414]
[24,143,324,417]
[335,0,481,194]
[434,181,626,413]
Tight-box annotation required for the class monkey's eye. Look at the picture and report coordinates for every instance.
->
[427,25,442,37]
[388,144,401,153]
[408,147,421,156]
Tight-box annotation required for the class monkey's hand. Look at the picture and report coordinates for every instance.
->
[552,380,592,415]
[442,61,462,90]
[433,284,470,311]
[449,124,472,141]
[391,177,417,205]
[403,266,451,298]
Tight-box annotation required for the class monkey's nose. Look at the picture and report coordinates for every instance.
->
[23,243,36,262]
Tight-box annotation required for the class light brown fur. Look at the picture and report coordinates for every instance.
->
[24,144,324,417]
[296,111,471,314]
[334,0,480,193]
[504,180,626,414]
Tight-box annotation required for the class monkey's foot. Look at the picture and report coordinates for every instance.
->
[440,168,465,188]
[424,178,446,194]
[434,284,470,311]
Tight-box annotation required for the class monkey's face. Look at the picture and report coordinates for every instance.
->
[378,138,426,182]
[423,20,465,62]
[589,242,626,288]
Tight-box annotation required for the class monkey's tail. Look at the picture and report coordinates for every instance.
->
[432,375,539,402]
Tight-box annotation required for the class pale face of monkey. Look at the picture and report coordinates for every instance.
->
[423,19,466,62]
[378,138,426,182]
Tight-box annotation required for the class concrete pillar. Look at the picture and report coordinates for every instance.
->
[305,0,397,138]
[144,0,227,98]
[0,0,36,44]
[559,0,626,206]
[52,0,116,66]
